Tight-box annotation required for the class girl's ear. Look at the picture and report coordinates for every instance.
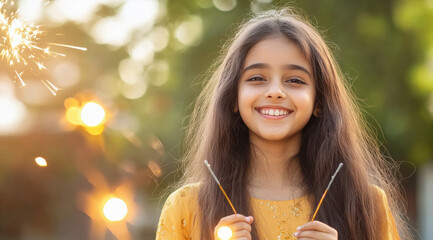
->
[234,100,238,112]
[313,104,321,117]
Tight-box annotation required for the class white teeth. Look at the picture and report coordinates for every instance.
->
[259,108,290,116]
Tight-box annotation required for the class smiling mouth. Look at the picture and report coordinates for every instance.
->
[255,107,293,117]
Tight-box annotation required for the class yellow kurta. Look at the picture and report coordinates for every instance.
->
[156,184,400,239]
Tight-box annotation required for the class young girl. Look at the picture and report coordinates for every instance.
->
[156,8,412,240]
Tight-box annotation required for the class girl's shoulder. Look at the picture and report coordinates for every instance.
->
[371,184,389,203]
[163,183,200,208]
[371,185,401,239]
[371,184,391,212]
[157,183,201,239]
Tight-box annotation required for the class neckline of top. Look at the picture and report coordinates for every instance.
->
[250,194,310,203]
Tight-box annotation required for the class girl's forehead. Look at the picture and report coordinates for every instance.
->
[243,36,312,73]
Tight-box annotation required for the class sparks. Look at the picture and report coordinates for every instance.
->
[49,43,87,51]
[0,0,86,95]
[14,70,24,86]
[41,79,59,96]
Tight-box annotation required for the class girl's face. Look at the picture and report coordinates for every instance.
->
[237,36,316,143]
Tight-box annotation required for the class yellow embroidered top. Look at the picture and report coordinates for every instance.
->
[156,184,400,240]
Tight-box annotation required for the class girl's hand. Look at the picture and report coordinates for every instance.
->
[294,221,338,240]
[214,214,254,240]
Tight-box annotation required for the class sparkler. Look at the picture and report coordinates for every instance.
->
[0,0,87,95]
[311,163,343,221]
[204,160,237,214]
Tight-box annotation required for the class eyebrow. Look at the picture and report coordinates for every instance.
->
[242,63,311,77]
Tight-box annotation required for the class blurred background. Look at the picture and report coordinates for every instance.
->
[0,0,432,239]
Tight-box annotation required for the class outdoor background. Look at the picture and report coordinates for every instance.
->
[0,0,432,239]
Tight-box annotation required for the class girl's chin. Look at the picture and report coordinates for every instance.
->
[254,133,295,142]
[249,128,302,143]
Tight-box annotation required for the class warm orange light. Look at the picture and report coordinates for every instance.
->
[35,157,47,167]
[80,102,105,127]
[217,226,232,240]
[65,106,81,125]
[147,160,162,177]
[103,197,128,222]
[64,97,79,108]
[85,124,105,135]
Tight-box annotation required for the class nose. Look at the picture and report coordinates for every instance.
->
[265,81,286,99]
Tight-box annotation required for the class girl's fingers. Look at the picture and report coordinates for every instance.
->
[230,221,252,232]
[232,229,252,239]
[295,221,338,240]
[295,230,333,240]
[297,221,338,235]
[218,214,249,226]
[214,214,254,240]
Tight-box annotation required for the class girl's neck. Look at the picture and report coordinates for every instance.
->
[247,133,306,200]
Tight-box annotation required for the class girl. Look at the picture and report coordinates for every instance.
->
[156,8,412,240]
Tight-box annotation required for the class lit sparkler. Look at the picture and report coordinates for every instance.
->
[0,0,86,95]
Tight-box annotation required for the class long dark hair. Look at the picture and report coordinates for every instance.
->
[179,8,412,240]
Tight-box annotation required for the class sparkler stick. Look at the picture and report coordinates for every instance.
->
[311,163,343,221]
[204,160,237,215]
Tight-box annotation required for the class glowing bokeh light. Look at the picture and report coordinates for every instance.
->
[52,61,81,88]
[0,97,26,131]
[91,16,130,47]
[86,124,105,136]
[149,26,169,52]
[217,226,232,240]
[147,61,169,86]
[64,97,79,108]
[127,38,154,64]
[65,106,81,125]
[80,102,105,127]
[35,156,47,167]
[174,15,203,46]
[46,0,99,24]
[103,197,128,222]
[147,160,162,177]
[17,0,43,22]
[213,0,237,12]
[119,58,143,84]
[90,0,159,47]
[121,80,147,99]
[0,92,27,134]
[118,0,159,28]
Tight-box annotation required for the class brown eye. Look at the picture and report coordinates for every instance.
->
[247,76,265,81]
[286,78,305,84]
